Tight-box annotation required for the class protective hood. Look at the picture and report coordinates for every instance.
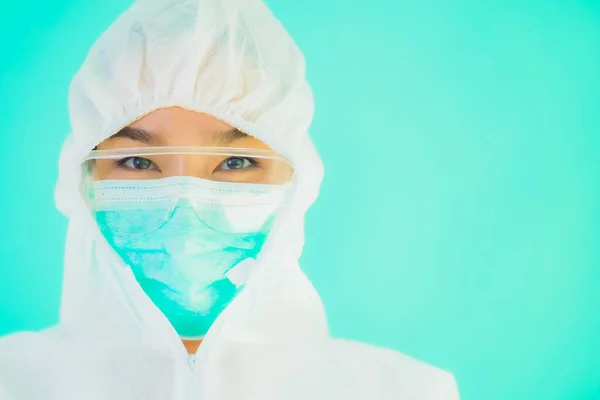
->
[54,0,328,345]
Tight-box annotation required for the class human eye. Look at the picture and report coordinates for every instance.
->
[216,157,259,171]
[116,156,160,171]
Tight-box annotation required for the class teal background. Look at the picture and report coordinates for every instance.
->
[0,1,598,399]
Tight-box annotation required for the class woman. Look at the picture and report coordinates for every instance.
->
[0,0,459,398]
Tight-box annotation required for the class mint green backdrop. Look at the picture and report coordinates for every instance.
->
[0,1,598,399]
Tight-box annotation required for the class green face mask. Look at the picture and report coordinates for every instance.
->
[90,176,284,339]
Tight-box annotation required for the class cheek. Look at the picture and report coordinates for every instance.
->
[91,160,112,180]
[266,160,294,185]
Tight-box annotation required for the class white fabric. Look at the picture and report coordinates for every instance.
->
[0,0,459,398]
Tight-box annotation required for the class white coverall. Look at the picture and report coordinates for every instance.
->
[0,0,459,398]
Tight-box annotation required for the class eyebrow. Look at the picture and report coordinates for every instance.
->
[109,126,250,146]
[110,126,163,145]
[214,128,250,145]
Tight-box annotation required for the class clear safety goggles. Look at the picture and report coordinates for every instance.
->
[82,146,293,184]
[82,146,293,234]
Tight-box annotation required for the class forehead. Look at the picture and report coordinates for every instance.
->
[99,107,271,150]
[129,107,231,132]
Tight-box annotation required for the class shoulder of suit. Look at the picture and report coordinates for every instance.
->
[0,328,68,363]
[326,338,459,399]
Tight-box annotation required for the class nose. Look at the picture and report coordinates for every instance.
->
[164,154,214,179]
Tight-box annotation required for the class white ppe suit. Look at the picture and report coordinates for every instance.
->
[0,0,459,398]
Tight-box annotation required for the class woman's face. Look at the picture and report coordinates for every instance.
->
[92,107,292,184]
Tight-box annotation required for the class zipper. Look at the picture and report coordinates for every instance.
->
[188,353,197,370]
[187,353,197,399]
[180,352,196,400]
